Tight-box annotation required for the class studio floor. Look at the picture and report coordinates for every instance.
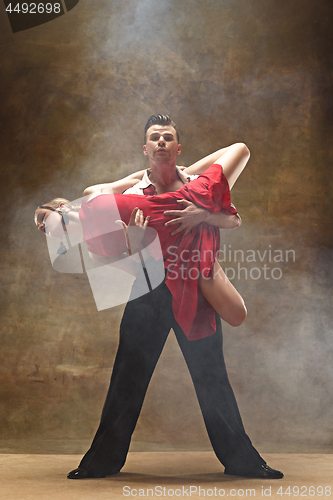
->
[0,452,332,500]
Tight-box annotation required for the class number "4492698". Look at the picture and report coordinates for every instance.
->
[276,485,331,496]
[6,3,62,14]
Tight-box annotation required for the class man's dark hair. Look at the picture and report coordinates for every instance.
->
[144,114,179,143]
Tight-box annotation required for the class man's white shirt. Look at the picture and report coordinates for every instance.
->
[123,166,198,195]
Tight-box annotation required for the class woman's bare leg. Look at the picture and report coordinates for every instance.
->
[190,144,249,325]
[200,260,247,327]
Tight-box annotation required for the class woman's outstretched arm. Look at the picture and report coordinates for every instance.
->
[211,142,250,189]
[83,143,249,197]
[164,143,250,236]
[184,143,250,190]
[83,170,146,196]
[183,148,228,176]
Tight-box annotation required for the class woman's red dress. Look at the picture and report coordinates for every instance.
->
[79,164,238,340]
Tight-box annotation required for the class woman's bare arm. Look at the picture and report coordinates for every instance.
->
[184,143,250,189]
[164,143,249,235]
[212,143,250,189]
[183,148,228,176]
[84,143,249,235]
[83,143,249,198]
[83,170,146,196]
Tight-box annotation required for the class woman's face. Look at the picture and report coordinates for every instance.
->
[35,205,65,238]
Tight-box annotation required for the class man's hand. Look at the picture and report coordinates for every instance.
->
[164,200,209,237]
[164,199,241,237]
[116,208,150,255]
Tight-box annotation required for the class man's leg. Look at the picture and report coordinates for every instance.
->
[173,315,264,468]
[173,313,283,478]
[70,283,174,478]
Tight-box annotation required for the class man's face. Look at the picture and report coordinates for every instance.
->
[143,125,181,162]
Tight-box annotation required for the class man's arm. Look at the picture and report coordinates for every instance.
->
[83,170,146,196]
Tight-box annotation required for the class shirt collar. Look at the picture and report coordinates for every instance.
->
[138,166,190,190]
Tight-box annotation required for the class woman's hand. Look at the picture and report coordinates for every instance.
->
[116,207,150,255]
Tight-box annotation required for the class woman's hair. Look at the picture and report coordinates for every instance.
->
[38,197,70,209]
[34,198,80,225]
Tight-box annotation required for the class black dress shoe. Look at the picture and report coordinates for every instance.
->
[224,463,284,479]
[67,467,106,479]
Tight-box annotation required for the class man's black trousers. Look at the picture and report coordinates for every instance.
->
[79,281,265,476]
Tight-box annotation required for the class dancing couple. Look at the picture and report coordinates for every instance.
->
[35,114,283,479]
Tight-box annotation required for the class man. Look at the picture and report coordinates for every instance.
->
[67,115,283,480]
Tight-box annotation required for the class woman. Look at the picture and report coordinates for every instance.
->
[35,161,246,341]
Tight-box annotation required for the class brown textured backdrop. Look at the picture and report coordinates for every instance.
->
[0,0,332,455]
